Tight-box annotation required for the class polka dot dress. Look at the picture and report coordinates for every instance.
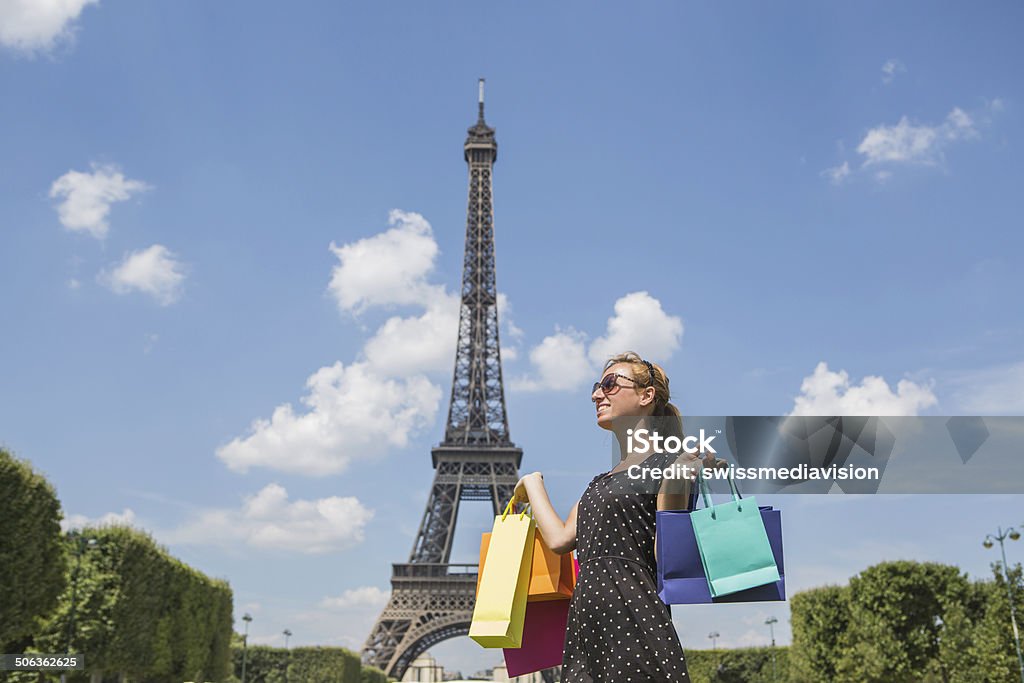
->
[562,451,690,682]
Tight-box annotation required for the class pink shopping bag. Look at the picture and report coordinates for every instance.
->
[503,597,570,676]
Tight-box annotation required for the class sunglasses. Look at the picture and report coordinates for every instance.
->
[591,373,641,399]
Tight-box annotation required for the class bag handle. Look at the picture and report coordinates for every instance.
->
[501,497,532,522]
[696,464,743,519]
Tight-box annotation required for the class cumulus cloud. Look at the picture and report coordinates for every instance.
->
[165,484,373,554]
[789,362,937,416]
[217,361,441,476]
[99,244,185,306]
[220,211,471,477]
[588,291,684,368]
[857,107,977,167]
[362,288,461,376]
[221,208,542,476]
[881,59,906,85]
[327,210,438,313]
[321,586,390,610]
[0,0,99,53]
[61,507,137,533]
[49,163,149,239]
[513,291,684,393]
[511,329,591,392]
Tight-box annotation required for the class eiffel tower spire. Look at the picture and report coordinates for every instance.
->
[360,82,548,681]
[444,77,512,447]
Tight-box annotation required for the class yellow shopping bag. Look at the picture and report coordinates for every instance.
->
[477,531,576,602]
[469,499,536,648]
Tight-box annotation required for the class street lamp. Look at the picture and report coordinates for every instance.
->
[241,613,253,683]
[984,526,1024,683]
[283,629,292,683]
[61,533,97,683]
[708,631,720,651]
[765,616,779,683]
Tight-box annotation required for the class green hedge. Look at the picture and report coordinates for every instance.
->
[18,525,233,683]
[359,665,390,683]
[230,645,391,683]
[684,646,788,683]
[0,448,67,650]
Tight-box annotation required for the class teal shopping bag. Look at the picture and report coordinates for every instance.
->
[690,467,780,598]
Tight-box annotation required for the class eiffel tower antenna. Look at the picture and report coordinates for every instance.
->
[361,82,551,681]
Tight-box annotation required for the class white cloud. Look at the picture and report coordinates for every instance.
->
[61,507,137,533]
[881,58,906,85]
[320,586,390,609]
[789,362,937,416]
[100,244,185,306]
[223,210,494,477]
[362,287,460,376]
[327,210,438,313]
[512,329,591,392]
[165,484,373,554]
[49,163,149,239]
[856,107,977,168]
[513,291,684,393]
[0,0,98,53]
[588,291,684,368]
[822,161,850,185]
[947,361,1024,414]
[217,360,441,476]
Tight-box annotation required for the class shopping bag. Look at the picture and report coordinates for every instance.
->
[469,500,536,648]
[657,505,786,604]
[690,469,780,598]
[477,530,576,602]
[503,598,571,676]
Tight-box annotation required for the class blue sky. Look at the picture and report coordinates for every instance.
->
[2,0,1024,676]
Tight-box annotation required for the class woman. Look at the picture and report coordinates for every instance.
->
[513,351,719,682]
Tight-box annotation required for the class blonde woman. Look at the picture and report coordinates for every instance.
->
[514,352,720,682]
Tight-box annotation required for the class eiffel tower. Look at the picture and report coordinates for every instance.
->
[362,82,554,681]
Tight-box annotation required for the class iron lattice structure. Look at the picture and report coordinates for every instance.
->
[362,84,555,682]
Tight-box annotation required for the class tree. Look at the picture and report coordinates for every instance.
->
[0,448,67,649]
[788,584,850,682]
[834,561,972,683]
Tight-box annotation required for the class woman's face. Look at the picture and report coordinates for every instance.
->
[592,363,655,430]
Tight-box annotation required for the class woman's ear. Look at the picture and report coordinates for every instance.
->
[639,386,656,406]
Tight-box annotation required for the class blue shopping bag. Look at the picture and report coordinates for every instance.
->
[656,470,785,604]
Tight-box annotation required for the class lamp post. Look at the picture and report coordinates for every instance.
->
[765,616,778,683]
[708,631,719,651]
[283,629,292,683]
[984,526,1024,683]
[61,533,97,683]
[241,613,252,683]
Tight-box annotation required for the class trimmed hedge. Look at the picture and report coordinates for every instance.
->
[230,645,391,683]
[0,448,67,650]
[684,646,789,683]
[21,525,233,683]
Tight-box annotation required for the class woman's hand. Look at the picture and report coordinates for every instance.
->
[513,471,543,505]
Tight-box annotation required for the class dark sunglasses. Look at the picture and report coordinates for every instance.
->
[591,373,640,399]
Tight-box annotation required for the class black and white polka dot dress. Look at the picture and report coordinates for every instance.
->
[562,452,690,682]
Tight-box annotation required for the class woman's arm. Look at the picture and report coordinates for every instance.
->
[514,472,579,555]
